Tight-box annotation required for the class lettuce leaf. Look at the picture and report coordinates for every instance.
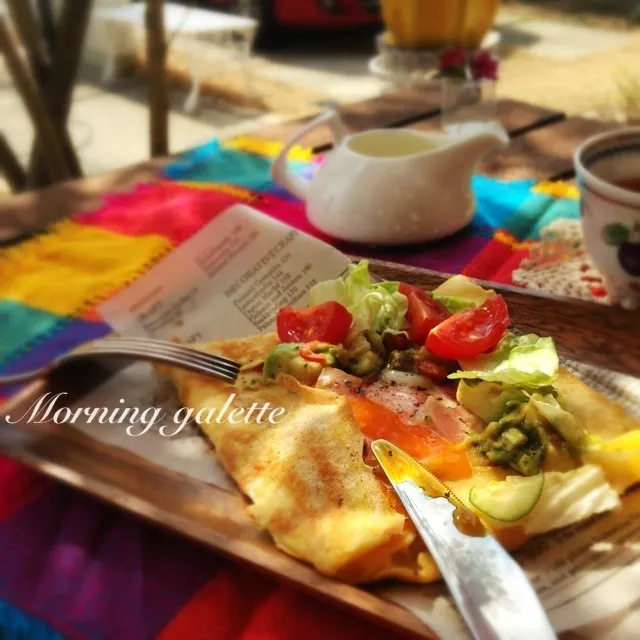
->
[528,393,586,450]
[523,465,619,536]
[309,260,408,335]
[449,334,559,387]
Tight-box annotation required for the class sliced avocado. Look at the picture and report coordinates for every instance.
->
[431,275,494,306]
[263,343,323,386]
[432,295,476,314]
[457,380,527,424]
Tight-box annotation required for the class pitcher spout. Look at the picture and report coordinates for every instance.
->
[454,122,510,161]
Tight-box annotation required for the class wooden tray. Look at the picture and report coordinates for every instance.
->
[1,260,638,640]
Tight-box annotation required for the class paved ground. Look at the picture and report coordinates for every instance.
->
[1,6,639,196]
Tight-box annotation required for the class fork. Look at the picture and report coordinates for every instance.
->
[0,337,241,386]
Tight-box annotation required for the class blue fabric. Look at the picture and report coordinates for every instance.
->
[0,317,111,396]
[473,176,536,231]
[0,300,67,363]
[0,597,66,640]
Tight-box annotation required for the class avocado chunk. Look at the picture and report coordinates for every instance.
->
[345,333,384,377]
[457,380,527,424]
[350,350,384,377]
[263,343,323,386]
[471,400,548,476]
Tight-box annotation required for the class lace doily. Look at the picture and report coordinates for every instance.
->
[512,219,611,304]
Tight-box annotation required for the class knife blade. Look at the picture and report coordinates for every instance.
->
[372,439,557,640]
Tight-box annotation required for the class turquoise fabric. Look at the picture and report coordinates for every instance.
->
[473,176,536,232]
[472,175,580,241]
[162,139,310,193]
[0,300,66,361]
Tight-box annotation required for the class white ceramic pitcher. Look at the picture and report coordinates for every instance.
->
[271,110,509,245]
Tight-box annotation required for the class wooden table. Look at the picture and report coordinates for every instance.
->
[0,88,619,245]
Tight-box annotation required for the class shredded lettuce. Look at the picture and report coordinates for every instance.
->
[449,334,559,387]
[308,260,408,335]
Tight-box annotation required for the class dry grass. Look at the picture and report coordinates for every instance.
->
[617,68,640,122]
[503,0,640,30]
[496,33,640,122]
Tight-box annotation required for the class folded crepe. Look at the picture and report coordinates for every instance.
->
[156,333,640,584]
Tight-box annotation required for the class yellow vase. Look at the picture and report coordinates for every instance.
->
[381,0,501,49]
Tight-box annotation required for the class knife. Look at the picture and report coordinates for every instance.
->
[371,439,557,640]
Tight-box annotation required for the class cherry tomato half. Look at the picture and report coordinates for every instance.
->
[398,282,450,344]
[276,301,352,344]
[426,295,510,361]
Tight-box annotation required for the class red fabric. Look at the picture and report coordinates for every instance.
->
[462,236,529,285]
[78,183,250,246]
[159,566,399,640]
[0,456,50,520]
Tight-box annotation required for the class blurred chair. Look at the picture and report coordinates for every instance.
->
[0,0,169,193]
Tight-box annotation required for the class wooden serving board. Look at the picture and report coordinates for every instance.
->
[1,261,637,639]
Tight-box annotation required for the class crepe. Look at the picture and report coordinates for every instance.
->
[157,334,438,583]
[157,334,640,584]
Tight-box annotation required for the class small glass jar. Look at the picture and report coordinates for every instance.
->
[440,78,498,135]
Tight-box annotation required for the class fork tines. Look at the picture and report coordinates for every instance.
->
[93,337,241,383]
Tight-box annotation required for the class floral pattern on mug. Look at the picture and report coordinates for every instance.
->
[602,222,640,276]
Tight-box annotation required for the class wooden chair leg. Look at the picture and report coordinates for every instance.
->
[146,0,169,157]
[36,0,57,60]
[5,0,50,81]
[28,0,92,186]
[0,16,72,184]
[0,134,27,192]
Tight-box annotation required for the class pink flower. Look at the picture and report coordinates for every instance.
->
[439,47,467,72]
[471,50,499,81]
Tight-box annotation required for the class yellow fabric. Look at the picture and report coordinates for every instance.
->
[494,229,537,250]
[223,137,314,162]
[0,220,172,317]
[533,181,580,200]
[174,182,258,202]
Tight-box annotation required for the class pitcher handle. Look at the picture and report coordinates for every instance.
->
[270,110,348,201]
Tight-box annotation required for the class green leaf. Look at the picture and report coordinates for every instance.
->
[602,223,629,247]
[449,333,559,388]
[309,260,408,336]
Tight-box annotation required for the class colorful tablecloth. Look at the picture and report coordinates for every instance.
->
[0,137,583,639]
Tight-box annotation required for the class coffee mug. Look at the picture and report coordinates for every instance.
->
[574,127,640,309]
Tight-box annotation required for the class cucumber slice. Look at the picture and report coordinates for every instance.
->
[469,473,545,522]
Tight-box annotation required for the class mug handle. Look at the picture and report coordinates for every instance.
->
[270,110,348,201]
